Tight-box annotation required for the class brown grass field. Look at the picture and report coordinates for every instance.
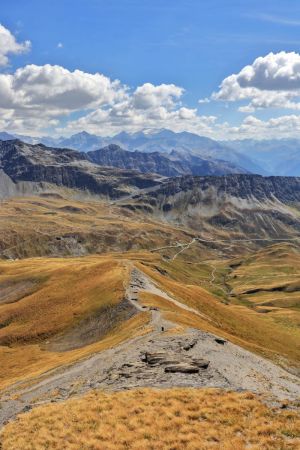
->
[0,255,150,389]
[1,388,299,450]
[0,195,196,259]
[0,256,127,344]
[136,254,300,369]
[1,244,300,389]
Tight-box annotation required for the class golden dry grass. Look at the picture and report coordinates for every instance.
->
[229,244,300,298]
[1,194,300,388]
[136,259,300,368]
[0,256,127,344]
[0,255,152,389]
[1,245,300,389]
[0,195,194,259]
[225,243,300,343]
[0,312,149,390]
[1,388,299,450]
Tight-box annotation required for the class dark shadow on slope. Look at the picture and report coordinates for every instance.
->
[44,299,137,352]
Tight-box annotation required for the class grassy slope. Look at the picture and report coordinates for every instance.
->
[225,244,300,349]
[0,196,195,259]
[0,255,150,389]
[0,256,126,344]
[136,253,300,368]
[0,312,149,390]
[1,388,299,450]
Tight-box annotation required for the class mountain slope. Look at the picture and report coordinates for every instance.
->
[0,132,15,141]
[123,174,300,240]
[224,138,300,176]
[0,140,159,198]
[59,131,106,152]
[87,144,249,177]
[0,176,300,437]
[0,129,267,174]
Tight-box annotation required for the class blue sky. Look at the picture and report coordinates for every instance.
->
[1,0,300,139]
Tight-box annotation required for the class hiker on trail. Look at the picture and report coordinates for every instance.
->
[161,326,165,332]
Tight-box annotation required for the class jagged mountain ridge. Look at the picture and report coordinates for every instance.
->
[139,174,300,202]
[8,129,300,176]
[0,140,159,199]
[0,129,265,175]
[0,139,248,201]
[87,144,249,177]
[1,138,300,243]
[61,129,264,174]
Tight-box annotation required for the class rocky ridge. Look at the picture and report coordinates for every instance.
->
[87,144,249,177]
[0,140,160,199]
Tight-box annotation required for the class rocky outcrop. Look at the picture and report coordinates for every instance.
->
[87,144,187,177]
[143,351,210,373]
[0,169,17,199]
[0,140,160,198]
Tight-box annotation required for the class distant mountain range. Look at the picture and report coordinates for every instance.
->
[1,137,300,246]
[1,139,300,241]
[59,129,262,175]
[0,129,262,175]
[87,144,248,177]
[222,139,300,177]
[2,128,300,176]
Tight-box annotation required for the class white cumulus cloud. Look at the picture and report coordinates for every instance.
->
[213,51,300,112]
[0,62,209,136]
[0,64,127,133]
[62,82,210,136]
[133,83,183,109]
[0,24,31,66]
[214,114,300,140]
[2,24,300,142]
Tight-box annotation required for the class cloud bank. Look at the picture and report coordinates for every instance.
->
[2,24,300,140]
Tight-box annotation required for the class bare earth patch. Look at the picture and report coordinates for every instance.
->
[0,280,38,305]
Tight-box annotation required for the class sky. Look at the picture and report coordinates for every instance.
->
[1,0,300,139]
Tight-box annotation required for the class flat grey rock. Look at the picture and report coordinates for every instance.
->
[165,364,199,374]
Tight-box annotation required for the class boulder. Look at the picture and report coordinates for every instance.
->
[191,358,210,369]
[165,364,199,374]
